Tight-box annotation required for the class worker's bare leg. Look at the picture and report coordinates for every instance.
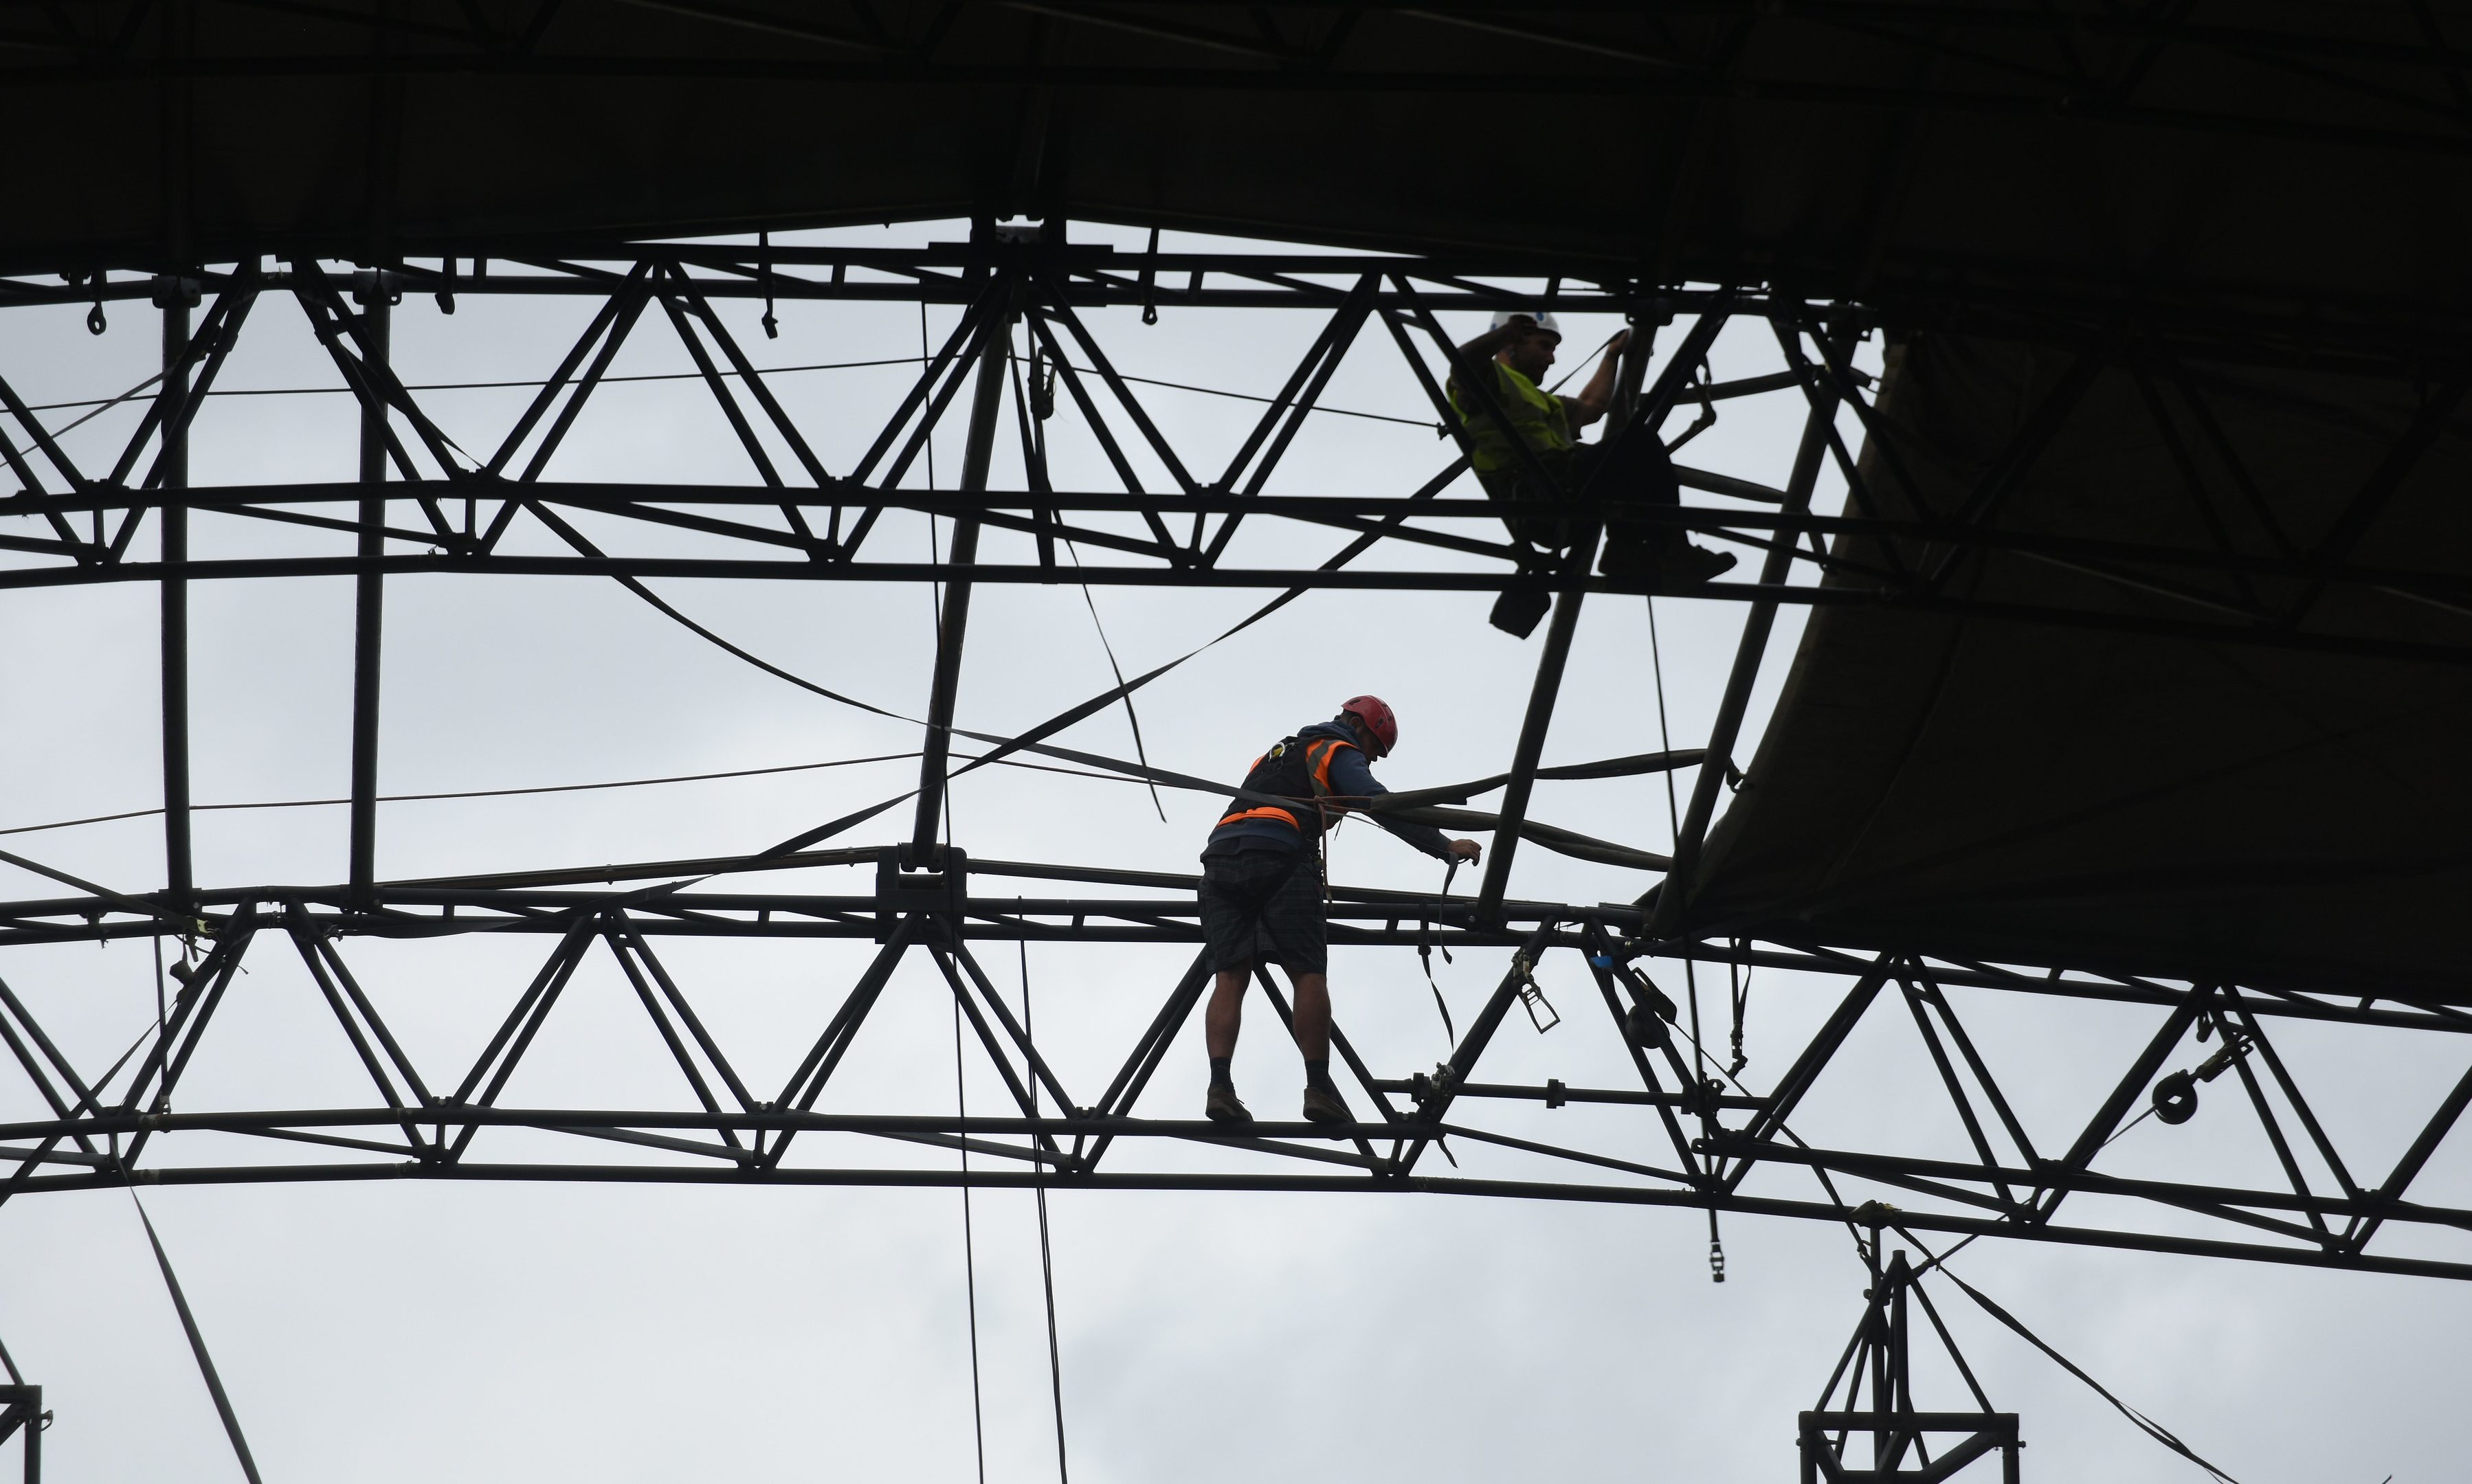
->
[1289,972,1331,1063]
[1205,967,1248,1061]
[1207,966,1341,1125]
[1291,971,1348,1125]
[1203,967,1256,1123]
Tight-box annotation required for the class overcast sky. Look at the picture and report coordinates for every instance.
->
[0,218,2464,1483]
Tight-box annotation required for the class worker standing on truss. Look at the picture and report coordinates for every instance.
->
[1201,696,1482,1127]
[1450,311,1735,634]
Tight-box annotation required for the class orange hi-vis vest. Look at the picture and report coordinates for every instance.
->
[1215,733,1361,839]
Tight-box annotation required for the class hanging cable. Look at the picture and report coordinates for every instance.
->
[1889,1223,2244,1484]
[0,749,1164,842]
[1005,333,1165,826]
[1065,540,1166,823]
[22,357,1436,432]
[1020,932,1071,1484]
[924,302,944,631]
[951,993,988,1484]
[1643,601,1708,1071]
[1648,594,1724,1280]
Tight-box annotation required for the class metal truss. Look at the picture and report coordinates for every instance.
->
[3,223,2471,1290]
[1799,1245,2021,1483]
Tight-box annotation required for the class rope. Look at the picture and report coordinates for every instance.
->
[2102,1102,2162,1149]
[1021,933,1071,1484]
[1645,592,1722,1274]
[0,752,927,838]
[922,304,939,502]
[1645,596,1685,895]
[1065,539,1166,823]
[16,357,1437,433]
[952,992,988,1484]
[1893,1226,2243,1484]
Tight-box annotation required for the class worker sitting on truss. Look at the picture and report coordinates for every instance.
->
[1201,695,1483,1127]
[1449,311,1736,634]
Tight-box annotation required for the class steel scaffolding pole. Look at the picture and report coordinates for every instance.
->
[158,290,192,908]
[347,286,389,902]
[913,284,1018,853]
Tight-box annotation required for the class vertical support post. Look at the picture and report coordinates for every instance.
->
[1607,305,1656,429]
[348,289,390,902]
[912,290,1016,853]
[159,295,192,908]
[1475,306,1726,921]
[1471,533,1597,919]
[1645,322,1842,938]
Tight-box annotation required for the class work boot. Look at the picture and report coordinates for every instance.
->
[1301,1083,1350,1125]
[1489,585,1551,638]
[1654,543,1737,589]
[1205,1082,1254,1125]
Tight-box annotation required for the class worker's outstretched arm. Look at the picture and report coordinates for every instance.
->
[1565,328,1632,428]
[1328,747,1475,862]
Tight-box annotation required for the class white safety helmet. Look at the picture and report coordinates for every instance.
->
[1489,309,1562,341]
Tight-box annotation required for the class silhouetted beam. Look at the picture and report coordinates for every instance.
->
[1478,308,1730,917]
[1646,323,1842,938]
[913,302,1015,852]
[160,295,193,908]
[348,294,388,903]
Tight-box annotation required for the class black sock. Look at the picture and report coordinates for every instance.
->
[1305,1057,1334,1090]
[1210,1055,1232,1087]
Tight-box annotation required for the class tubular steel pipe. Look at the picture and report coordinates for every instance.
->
[347,291,388,903]
[1473,306,1730,918]
[1646,324,1843,939]
[8,1158,2464,1281]
[159,293,192,909]
[912,295,1016,853]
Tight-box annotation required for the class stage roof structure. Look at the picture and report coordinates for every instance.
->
[13,3,2471,989]
[12,1,2472,361]
[3,0,2471,1292]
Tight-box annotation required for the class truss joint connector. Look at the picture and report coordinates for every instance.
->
[148,275,203,309]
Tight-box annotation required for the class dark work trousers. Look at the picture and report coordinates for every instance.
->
[1196,838,1326,977]
[1479,431,1682,569]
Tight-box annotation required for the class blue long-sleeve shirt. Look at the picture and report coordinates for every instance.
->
[1203,721,1455,860]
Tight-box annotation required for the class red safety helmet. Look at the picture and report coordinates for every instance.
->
[1339,695,1399,758]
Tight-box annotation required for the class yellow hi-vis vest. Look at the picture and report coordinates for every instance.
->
[1447,361,1573,475]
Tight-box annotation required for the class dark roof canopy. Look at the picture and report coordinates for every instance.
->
[12,3,2472,357]
[14,1,2472,988]
[1686,333,2472,995]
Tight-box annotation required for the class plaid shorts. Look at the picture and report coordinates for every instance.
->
[1197,842,1326,977]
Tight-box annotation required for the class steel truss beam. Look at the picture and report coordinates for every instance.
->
[3,247,2458,676]
[1,223,2467,1296]
[0,854,2467,1281]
